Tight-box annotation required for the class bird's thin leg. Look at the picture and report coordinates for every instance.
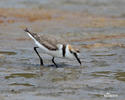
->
[34,47,43,66]
[52,57,58,67]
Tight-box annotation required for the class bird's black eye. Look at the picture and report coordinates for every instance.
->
[76,50,80,53]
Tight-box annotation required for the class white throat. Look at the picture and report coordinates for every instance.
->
[65,45,75,59]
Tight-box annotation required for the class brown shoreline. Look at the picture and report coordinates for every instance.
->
[0,8,125,28]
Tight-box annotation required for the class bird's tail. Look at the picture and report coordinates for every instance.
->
[24,28,35,37]
[24,28,38,41]
[24,28,30,33]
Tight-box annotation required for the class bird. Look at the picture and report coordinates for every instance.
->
[24,28,81,67]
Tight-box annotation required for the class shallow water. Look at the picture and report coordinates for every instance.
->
[0,0,125,100]
[0,44,125,100]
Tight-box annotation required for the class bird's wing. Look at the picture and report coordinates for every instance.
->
[24,28,67,50]
[38,34,67,50]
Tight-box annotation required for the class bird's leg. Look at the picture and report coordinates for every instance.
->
[34,47,43,66]
[52,57,58,67]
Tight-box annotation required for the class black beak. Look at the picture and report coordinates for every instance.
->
[73,53,82,65]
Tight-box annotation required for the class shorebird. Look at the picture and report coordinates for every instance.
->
[24,28,81,67]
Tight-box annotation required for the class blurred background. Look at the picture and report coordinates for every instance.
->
[0,0,125,100]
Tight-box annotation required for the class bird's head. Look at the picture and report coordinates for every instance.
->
[68,45,81,65]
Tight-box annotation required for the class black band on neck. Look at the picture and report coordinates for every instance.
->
[62,45,66,57]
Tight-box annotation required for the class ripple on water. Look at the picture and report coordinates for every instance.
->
[92,53,116,57]
[5,73,38,79]
[9,83,34,87]
[91,71,111,77]
[115,72,125,82]
[0,51,17,55]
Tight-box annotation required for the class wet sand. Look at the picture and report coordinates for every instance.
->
[0,0,125,100]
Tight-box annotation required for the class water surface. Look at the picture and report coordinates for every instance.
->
[0,0,125,100]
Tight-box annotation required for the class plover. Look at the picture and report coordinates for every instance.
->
[24,28,81,67]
